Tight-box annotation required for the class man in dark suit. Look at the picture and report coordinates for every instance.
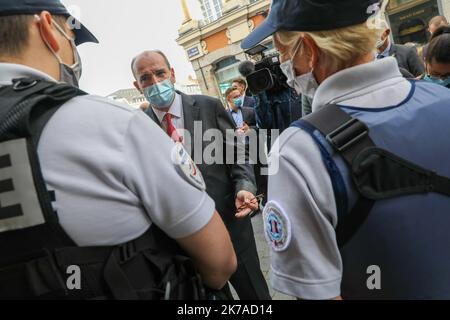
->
[376,24,425,77]
[225,87,257,133]
[232,78,257,109]
[131,50,271,300]
[225,87,269,213]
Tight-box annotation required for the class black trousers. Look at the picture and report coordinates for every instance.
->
[227,216,271,300]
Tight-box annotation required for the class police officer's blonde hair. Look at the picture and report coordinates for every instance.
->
[275,21,384,73]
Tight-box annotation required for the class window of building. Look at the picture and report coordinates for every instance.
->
[200,0,223,24]
[215,57,241,97]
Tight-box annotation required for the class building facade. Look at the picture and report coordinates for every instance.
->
[177,0,271,101]
[176,0,450,100]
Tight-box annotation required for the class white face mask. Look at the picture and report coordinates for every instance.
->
[280,39,318,98]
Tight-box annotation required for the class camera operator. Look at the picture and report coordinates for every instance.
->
[238,54,303,135]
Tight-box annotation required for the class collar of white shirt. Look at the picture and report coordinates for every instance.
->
[152,92,183,124]
[312,57,411,112]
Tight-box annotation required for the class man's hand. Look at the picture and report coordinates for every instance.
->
[235,190,259,218]
[241,122,250,134]
[237,123,250,135]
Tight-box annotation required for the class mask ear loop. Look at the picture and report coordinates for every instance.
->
[51,18,81,70]
[35,14,80,69]
[34,14,64,65]
[289,37,315,77]
[290,37,304,62]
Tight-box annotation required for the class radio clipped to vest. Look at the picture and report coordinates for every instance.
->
[0,78,220,300]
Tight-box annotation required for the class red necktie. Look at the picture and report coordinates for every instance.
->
[164,113,182,143]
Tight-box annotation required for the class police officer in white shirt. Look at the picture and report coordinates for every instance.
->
[0,0,236,298]
[242,0,450,300]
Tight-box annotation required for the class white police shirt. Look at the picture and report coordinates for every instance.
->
[264,58,411,299]
[0,63,215,246]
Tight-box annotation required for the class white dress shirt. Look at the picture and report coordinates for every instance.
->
[151,93,185,139]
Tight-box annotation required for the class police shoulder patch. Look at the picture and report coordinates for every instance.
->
[263,201,291,252]
[171,142,206,191]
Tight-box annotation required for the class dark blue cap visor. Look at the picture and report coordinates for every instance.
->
[241,18,278,50]
[0,0,98,46]
[69,16,99,46]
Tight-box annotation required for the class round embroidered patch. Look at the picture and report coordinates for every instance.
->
[171,142,206,191]
[263,201,291,252]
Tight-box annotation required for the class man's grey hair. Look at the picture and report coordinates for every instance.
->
[131,50,172,78]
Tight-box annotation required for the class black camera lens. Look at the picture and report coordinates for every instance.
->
[247,69,274,95]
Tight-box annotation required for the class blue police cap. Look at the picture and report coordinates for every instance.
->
[242,0,384,50]
[0,0,98,46]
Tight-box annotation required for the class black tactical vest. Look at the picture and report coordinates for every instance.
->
[0,78,213,300]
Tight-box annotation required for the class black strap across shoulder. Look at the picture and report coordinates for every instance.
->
[302,104,450,247]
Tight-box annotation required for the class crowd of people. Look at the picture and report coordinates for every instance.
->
[1,0,450,300]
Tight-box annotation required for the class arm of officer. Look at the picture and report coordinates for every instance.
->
[123,111,236,289]
[265,127,343,300]
[176,211,237,290]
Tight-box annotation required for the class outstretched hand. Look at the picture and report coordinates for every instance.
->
[235,190,260,219]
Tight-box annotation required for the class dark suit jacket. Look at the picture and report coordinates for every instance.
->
[228,107,257,130]
[145,92,257,245]
[389,43,425,77]
[243,96,257,109]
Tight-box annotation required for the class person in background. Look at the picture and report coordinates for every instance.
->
[376,21,425,77]
[232,78,257,109]
[225,87,256,135]
[422,16,449,62]
[422,26,450,89]
[429,15,449,35]
[225,87,266,211]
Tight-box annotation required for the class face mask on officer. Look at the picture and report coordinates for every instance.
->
[143,79,176,109]
[280,37,319,98]
[35,15,82,88]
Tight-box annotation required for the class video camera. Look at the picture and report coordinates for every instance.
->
[239,44,288,95]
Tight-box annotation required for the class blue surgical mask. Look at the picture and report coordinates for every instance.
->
[143,79,176,109]
[233,97,243,108]
[424,75,450,88]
